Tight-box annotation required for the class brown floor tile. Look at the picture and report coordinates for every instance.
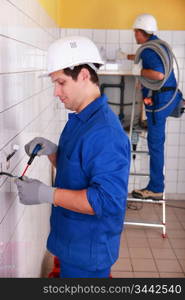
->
[134,272,159,278]
[178,259,185,273]
[160,272,185,278]
[119,246,130,258]
[148,237,171,249]
[167,229,185,239]
[166,221,183,230]
[151,248,176,259]
[155,259,183,273]
[180,221,185,230]
[145,228,164,238]
[169,238,185,249]
[131,258,157,272]
[112,258,133,272]
[127,237,150,248]
[173,248,185,259]
[129,247,153,259]
[111,271,134,278]
[125,228,146,238]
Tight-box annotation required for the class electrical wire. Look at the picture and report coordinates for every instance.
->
[134,38,180,113]
[166,204,185,210]
[0,172,18,178]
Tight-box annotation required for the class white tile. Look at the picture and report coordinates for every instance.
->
[172,45,185,58]
[60,28,66,38]
[158,31,172,45]
[165,170,178,182]
[106,43,119,60]
[79,29,93,39]
[66,28,80,36]
[172,31,185,45]
[166,146,179,158]
[93,29,106,43]
[178,170,185,182]
[165,181,177,194]
[178,158,185,170]
[106,29,119,43]
[119,30,133,43]
[166,133,179,146]
[177,182,185,193]
[166,157,178,169]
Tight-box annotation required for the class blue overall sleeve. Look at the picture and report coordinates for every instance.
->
[84,126,130,218]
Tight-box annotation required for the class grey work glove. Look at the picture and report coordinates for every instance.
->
[15,176,55,205]
[25,137,58,157]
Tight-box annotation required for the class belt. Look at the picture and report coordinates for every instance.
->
[157,87,176,93]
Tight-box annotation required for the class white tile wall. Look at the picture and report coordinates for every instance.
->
[2,21,183,275]
[61,28,185,199]
[0,0,67,277]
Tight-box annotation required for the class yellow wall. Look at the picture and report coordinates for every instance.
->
[38,0,185,30]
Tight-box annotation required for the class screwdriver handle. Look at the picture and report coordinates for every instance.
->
[27,143,42,165]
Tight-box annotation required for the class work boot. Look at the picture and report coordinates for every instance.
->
[132,189,163,200]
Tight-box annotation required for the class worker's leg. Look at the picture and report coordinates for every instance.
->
[146,115,166,193]
[59,262,111,278]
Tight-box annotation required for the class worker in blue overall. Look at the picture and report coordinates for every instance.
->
[118,14,182,200]
[15,36,131,278]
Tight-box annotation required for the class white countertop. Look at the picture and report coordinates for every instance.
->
[98,69,135,76]
[97,61,137,76]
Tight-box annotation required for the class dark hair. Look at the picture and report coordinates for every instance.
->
[138,29,153,38]
[63,64,100,85]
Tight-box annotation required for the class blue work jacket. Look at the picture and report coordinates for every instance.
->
[47,94,131,271]
[141,35,182,119]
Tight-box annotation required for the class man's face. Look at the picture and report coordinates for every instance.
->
[50,69,85,112]
[134,29,148,44]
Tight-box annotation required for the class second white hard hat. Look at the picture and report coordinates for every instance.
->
[133,13,158,34]
[42,36,104,77]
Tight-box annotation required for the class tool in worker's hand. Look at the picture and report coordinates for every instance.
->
[20,143,42,178]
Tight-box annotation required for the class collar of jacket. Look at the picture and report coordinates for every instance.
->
[68,94,108,123]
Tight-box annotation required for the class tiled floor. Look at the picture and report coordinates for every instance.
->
[112,199,185,278]
[42,200,185,278]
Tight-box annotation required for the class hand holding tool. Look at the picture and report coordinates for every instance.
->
[15,176,55,205]
[25,137,57,157]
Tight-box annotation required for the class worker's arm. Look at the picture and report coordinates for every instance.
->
[15,176,95,214]
[141,69,165,80]
[54,188,95,215]
[127,54,136,60]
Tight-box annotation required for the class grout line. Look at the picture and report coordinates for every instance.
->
[0,86,52,114]
[6,0,59,40]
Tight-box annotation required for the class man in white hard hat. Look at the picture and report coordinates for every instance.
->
[15,36,131,278]
[118,14,182,200]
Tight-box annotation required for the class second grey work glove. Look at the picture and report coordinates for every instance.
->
[25,137,58,157]
[15,176,55,205]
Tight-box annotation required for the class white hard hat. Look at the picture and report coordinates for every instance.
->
[133,14,158,34]
[41,36,104,77]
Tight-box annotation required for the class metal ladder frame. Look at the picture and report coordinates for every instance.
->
[125,77,167,238]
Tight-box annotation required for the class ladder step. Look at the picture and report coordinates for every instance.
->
[132,150,149,154]
[127,197,165,203]
[130,172,149,176]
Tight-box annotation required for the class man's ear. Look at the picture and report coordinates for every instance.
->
[79,68,90,81]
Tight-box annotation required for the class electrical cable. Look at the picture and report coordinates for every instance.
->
[134,39,180,113]
[166,204,185,210]
[0,172,18,178]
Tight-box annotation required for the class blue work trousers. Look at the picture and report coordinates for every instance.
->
[59,261,111,278]
[146,114,166,193]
